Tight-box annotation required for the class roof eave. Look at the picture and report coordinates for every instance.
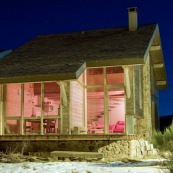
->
[0,73,77,84]
[86,57,144,68]
[144,24,168,90]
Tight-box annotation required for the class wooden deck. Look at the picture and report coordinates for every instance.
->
[0,134,140,141]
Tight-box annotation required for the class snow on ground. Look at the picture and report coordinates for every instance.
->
[0,159,170,173]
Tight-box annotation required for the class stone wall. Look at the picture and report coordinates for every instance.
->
[98,140,157,159]
[133,65,143,117]
[137,54,152,141]
[0,139,157,159]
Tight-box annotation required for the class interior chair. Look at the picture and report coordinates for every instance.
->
[44,119,56,133]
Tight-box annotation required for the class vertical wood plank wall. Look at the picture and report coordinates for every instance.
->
[70,81,84,130]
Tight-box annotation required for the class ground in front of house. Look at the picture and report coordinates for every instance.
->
[0,159,169,173]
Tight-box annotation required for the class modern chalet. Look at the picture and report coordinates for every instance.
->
[0,8,167,142]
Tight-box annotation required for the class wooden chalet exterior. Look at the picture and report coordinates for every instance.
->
[0,10,167,141]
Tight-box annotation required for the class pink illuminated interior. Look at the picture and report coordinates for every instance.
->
[5,82,60,135]
[6,84,21,117]
[5,66,125,135]
[86,67,125,134]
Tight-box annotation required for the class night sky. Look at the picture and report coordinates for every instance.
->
[0,0,173,117]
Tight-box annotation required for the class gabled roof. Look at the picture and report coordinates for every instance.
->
[0,24,167,89]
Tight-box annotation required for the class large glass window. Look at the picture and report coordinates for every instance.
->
[87,88,104,134]
[5,120,21,134]
[6,84,21,117]
[86,68,104,85]
[5,82,61,135]
[85,66,125,134]
[24,83,41,117]
[108,88,125,133]
[106,66,124,85]
[5,84,22,135]
[43,82,60,134]
[44,82,60,116]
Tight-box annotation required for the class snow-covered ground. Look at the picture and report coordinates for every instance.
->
[0,159,169,173]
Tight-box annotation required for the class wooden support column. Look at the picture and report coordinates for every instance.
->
[59,82,68,107]
[40,82,44,135]
[83,71,87,129]
[2,85,6,135]
[59,81,70,134]
[123,66,131,99]
[21,84,24,135]
[0,85,3,135]
[104,67,109,134]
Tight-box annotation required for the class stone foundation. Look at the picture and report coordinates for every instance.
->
[98,140,158,159]
[0,139,158,159]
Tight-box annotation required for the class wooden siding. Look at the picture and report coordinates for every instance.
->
[70,81,84,130]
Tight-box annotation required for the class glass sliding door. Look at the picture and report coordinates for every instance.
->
[24,83,41,134]
[108,88,125,133]
[85,66,125,135]
[87,88,104,134]
[43,82,60,134]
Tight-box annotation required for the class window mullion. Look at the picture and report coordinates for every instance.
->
[41,82,44,135]
[21,84,24,135]
[2,84,6,135]
[104,67,108,134]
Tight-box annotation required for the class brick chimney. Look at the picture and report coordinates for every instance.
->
[128,7,138,31]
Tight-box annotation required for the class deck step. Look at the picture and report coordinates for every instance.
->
[50,151,103,159]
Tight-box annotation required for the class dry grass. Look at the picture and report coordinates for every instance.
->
[0,140,30,163]
[152,124,173,173]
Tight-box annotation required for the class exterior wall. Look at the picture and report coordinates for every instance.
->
[137,54,153,141]
[133,65,143,117]
[98,140,157,159]
[0,85,3,135]
[70,81,84,130]
[125,65,144,135]
[151,65,159,130]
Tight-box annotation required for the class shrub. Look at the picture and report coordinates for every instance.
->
[152,124,173,172]
[0,140,30,163]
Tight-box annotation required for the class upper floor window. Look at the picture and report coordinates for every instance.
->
[106,66,124,85]
[86,68,104,85]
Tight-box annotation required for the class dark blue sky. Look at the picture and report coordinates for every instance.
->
[0,0,173,116]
